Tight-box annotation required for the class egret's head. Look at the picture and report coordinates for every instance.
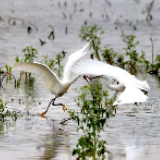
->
[136,80,150,92]
[140,89,148,95]
[83,75,88,81]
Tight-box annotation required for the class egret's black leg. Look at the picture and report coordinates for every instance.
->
[91,75,103,80]
[40,98,56,116]
[52,99,67,111]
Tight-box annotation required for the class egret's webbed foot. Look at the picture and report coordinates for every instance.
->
[40,111,47,116]
[62,105,67,111]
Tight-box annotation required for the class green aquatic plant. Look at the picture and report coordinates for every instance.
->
[0,99,17,122]
[70,83,115,159]
[15,47,38,88]
[102,46,118,65]
[5,64,12,73]
[22,46,39,62]
[3,65,17,85]
[149,54,160,74]
[123,35,148,68]
[41,55,56,70]
[15,56,24,62]
[79,25,104,60]
[41,54,64,77]
[79,25,149,72]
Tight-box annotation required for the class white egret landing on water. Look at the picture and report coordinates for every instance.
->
[72,59,150,105]
[12,40,91,115]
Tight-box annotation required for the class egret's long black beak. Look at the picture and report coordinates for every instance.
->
[140,89,148,96]
[83,75,103,85]
[91,75,103,79]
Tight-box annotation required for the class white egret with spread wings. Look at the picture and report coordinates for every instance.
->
[13,40,91,115]
[72,59,150,105]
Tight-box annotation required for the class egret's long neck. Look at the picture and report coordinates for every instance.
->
[66,74,79,87]
[109,84,125,91]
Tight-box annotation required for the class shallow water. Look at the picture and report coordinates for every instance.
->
[0,0,160,159]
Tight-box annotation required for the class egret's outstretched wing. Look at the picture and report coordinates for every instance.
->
[12,62,60,91]
[72,59,150,91]
[113,87,149,105]
[63,40,91,82]
[72,59,108,76]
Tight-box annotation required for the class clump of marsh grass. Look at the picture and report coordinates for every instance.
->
[0,99,17,122]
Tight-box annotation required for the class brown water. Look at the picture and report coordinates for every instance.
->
[0,0,160,159]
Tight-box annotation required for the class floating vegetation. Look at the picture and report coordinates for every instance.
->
[69,84,115,159]
[0,99,17,122]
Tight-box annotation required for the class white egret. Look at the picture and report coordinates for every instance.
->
[12,40,91,115]
[72,59,150,105]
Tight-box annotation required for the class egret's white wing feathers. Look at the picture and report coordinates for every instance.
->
[12,62,60,91]
[72,59,150,91]
[72,59,150,105]
[63,40,91,82]
[72,59,107,76]
[113,87,149,105]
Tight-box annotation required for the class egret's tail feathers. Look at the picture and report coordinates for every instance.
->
[113,87,149,105]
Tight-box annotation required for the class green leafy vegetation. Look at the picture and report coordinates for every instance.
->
[123,35,148,68]
[22,46,39,62]
[41,54,64,77]
[79,25,160,74]
[69,83,115,159]
[0,99,17,122]
[79,25,104,60]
